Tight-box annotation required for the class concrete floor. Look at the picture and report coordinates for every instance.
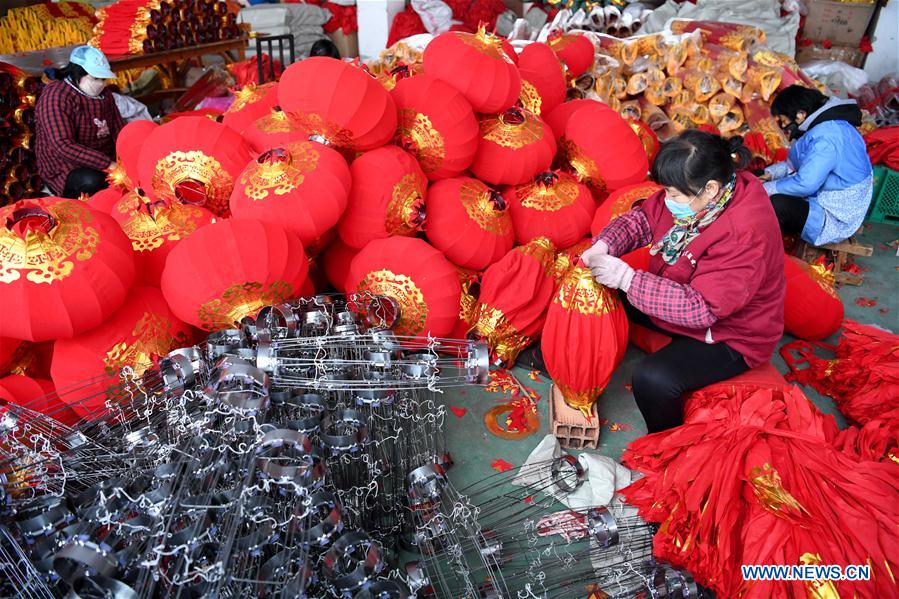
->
[442,222,899,490]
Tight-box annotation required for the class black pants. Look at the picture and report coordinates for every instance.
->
[770,193,810,236]
[624,300,749,433]
[61,167,108,199]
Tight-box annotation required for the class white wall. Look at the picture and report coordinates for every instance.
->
[357,0,407,60]
[865,0,899,83]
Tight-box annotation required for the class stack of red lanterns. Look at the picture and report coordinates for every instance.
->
[0,62,44,207]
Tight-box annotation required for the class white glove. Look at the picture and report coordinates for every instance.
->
[590,254,635,292]
[579,239,609,268]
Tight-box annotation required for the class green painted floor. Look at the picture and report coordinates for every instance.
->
[442,222,899,491]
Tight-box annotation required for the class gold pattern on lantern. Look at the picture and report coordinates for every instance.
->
[288,112,355,148]
[239,144,320,201]
[516,237,557,279]
[612,185,658,219]
[104,311,185,377]
[116,198,207,253]
[807,262,839,299]
[749,463,808,517]
[107,162,130,189]
[386,173,426,236]
[253,109,295,134]
[561,139,606,194]
[554,265,618,316]
[458,25,508,61]
[480,111,544,149]
[519,79,543,115]
[227,82,275,114]
[198,280,294,331]
[397,109,446,175]
[458,272,478,326]
[459,180,512,235]
[472,305,532,365]
[518,176,580,211]
[356,269,428,336]
[152,150,232,216]
[555,382,604,419]
[0,202,99,285]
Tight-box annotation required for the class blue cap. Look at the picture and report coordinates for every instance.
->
[69,45,115,79]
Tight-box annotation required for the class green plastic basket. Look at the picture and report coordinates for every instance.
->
[868,165,899,225]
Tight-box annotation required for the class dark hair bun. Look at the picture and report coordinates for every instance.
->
[726,136,752,170]
[651,130,748,195]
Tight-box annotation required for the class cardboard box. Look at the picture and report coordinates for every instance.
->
[802,0,877,47]
[795,43,866,68]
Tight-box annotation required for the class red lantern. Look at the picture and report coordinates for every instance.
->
[424,177,514,270]
[547,33,595,77]
[422,28,521,114]
[783,256,844,340]
[110,192,215,287]
[449,266,480,339]
[390,75,480,181]
[221,82,280,135]
[628,118,660,165]
[562,103,648,194]
[541,264,629,418]
[338,146,427,249]
[109,119,158,190]
[0,374,78,425]
[52,286,194,419]
[591,181,662,234]
[161,219,310,331]
[229,142,351,247]
[322,238,360,292]
[86,186,125,214]
[346,236,461,337]
[241,107,309,154]
[544,98,608,142]
[278,57,398,151]
[470,107,556,186]
[472,238,557,365]
[138,116,254,218]
[0,198,135,342]
[505,170,595,248]
[517,43,566,116]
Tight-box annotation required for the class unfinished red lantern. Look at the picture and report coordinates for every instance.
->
[0,198,135,342]
[547,33,595,77]
[346,236,461,338]
[517,43,566,116]
[109,119,158,191]
[221,82,280,133]
[783,256,844,341]
[505,170,595,248]
[229,142,352,247]
[591,181,662,234]
[241,107,309,154]
[544,98,608,143]
[470,107,556,186]
[161,219,310,331]
[338,145,428,249]
[424,176,514,271]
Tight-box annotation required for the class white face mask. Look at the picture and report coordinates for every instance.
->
[78,76,106,97]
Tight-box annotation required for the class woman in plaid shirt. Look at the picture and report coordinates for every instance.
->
[583,131,786,433]
[35,45,124,198]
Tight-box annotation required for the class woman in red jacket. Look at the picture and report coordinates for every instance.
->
[582,131,785,432]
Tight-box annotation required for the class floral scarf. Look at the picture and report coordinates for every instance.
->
[650,175,737,266]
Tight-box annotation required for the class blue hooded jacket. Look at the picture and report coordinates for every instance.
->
[764,97,873,245]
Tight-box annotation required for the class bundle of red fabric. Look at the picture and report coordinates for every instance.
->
[226,55,284,87]
[864,125,899,170]
[323,2,358,34]
[445,0,507,32]
[387,5,427,47]
[622,385,898,598]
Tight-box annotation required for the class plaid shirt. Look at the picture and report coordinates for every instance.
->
[35,79,123,195]
[597,207,717,330]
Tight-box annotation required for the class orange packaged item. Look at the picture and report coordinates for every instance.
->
[669,20,766,52]
[703,43,748,82]
[682,68,721,103]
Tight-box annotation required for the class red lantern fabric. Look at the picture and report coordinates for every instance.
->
[390,75,479,181]
[0,374,78,426]
[627,118,660,165]
[783,256,843,341]
[0,198,135,342]
[322,238,360,292]
[229,142,352,248]
[138,116,254,217]
[109,119,158,191]
[544,98,608,142]
[161,219,309,331]
[241,107,309,154]
[541,265,629,418]
[0,338,23,376]
[472,238,557,366]
[52,286,194,419]
[110,192,215,287]
[346,236,461,337]
[517,43,566,116]
[86,186,125,214]
[221,82,280,136]
[424,176,514,270]
[562,103,649,193]
[547,33,595,77]
[622,385,899,599]
[550,237,593,285]
[278,57,398,151]
[591,181,662,234]
[505,170,595,248]
[449,266,480,340]
[422,28,521,114]
[470,107,556,186]
[338,146,428,249]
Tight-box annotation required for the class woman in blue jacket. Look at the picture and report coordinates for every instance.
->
[761,85,873,246]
